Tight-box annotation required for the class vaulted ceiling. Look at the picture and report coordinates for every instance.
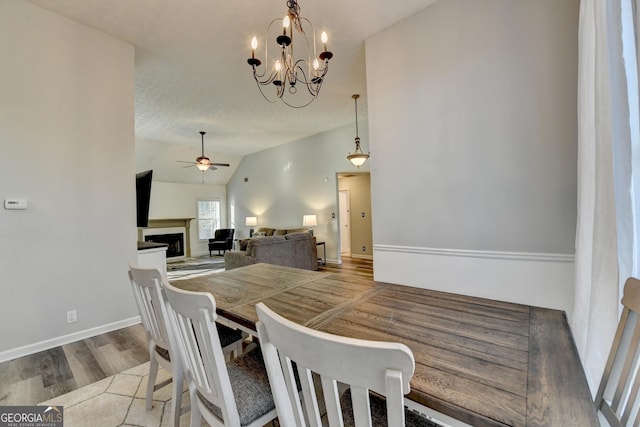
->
[28,0,439,184]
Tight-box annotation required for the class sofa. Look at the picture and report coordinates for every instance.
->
[250,226,308,238]
[224,231,318,271]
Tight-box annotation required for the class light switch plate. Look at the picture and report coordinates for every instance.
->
[4,199,27,210]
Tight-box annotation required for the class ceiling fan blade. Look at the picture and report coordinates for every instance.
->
[210,163,230,167]
[182,164,195,168]
[177,160,196,164]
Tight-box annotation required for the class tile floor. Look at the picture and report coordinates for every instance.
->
[39,362,196,427]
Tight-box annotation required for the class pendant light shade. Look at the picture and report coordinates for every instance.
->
[347,94,369,168]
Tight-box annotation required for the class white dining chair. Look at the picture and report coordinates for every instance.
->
[255,302,427,427]
[128,266,245,427]
[595,277,640,427]
[162,281,278,427]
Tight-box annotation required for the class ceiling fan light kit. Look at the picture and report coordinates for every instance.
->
[177,132,230,181]
[247,0,333,108]
[347,94,369,168]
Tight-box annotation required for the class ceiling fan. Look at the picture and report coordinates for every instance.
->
[178,131,230,173]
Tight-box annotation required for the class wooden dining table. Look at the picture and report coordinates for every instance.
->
[172,263,599,427]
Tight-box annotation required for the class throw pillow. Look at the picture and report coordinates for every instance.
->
[284,232,312,241]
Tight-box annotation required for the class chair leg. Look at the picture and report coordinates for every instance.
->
[233,340,243,358]
[147,354,159,410]
[189,386,202,427]
[169,363,184,427]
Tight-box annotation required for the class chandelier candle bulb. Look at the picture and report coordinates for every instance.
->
[251,37,257,58]
[321,31,328,52]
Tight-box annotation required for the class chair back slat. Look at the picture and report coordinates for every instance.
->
[618,319,640,424]
[296,363,323,427]
[163,282,241,426]
[596,277,640,427]
[128,268,171,351]
[256,302,414,427]
[350,386,373,427]
[320,376,343,427]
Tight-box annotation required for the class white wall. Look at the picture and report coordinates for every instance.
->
[147,181,227,256]
[365,0,579,312]
[0,1,137,360]
[227,123,370,262]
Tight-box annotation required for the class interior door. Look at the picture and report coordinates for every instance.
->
[339,190,351,256]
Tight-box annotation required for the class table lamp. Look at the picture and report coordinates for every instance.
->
[302,214,317,236]
[246,216,257,237]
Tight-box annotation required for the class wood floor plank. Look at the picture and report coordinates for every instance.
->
[526,307,599,426]
[0,323,148,405]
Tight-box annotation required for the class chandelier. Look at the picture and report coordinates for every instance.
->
[247,0,333,108]
[347,94,369,168]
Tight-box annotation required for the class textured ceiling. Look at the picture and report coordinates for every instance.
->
[27,0,439,184]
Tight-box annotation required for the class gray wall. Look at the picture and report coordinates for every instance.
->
[367,0,578,254]
[227,122,370,262]
[365,0,579,311]
[0,1,137,357]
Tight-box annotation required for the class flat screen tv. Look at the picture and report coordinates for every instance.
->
[136,169,153,228]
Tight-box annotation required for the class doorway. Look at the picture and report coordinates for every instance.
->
[337,172,372,263]
[339,190,351,256]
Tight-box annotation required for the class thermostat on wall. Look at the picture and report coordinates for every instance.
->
[4,199,27,210]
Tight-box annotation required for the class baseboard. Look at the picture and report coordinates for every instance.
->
[373,244,575,314]
[349,254,373,260]
[0,316,142,363]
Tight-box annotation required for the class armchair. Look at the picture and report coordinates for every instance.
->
[208,228,234,256]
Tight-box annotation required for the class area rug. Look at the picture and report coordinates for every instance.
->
[167,256,225,281]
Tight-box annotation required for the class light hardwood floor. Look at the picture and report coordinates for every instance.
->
[0,257,372,405]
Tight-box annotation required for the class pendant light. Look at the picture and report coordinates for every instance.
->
[347,94,369,168]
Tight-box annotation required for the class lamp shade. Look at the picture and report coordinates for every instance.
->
[347,153,369,167]
[302,215,317,227]
[245,216,258,227]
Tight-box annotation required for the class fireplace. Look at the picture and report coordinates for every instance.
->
[138,218,194,258]
[145,233,184,258]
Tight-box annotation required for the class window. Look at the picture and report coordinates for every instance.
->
[197,199,221,240]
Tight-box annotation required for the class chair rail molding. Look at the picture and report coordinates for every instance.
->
[373,244,575,315]
[374,244,574,263]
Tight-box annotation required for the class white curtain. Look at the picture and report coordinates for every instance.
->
[573,0,640,394]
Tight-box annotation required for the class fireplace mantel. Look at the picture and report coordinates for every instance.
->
[138,218,194,257]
